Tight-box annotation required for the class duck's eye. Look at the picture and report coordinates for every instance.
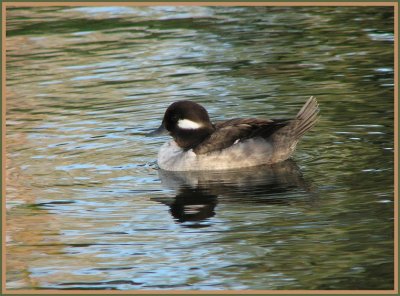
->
[171,114,179,122]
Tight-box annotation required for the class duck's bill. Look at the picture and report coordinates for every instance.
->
[146,124,168,137]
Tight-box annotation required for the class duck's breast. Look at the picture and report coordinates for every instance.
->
[158,138,279,171]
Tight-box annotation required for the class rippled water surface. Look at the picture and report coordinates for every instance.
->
[6,6,395,290]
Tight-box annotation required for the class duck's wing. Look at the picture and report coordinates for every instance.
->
[193,118,289,155]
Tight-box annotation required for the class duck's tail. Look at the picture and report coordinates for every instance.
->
[270,96,319,162]
[293,96,319,140]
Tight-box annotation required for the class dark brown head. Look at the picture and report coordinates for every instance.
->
[148,100,215,150]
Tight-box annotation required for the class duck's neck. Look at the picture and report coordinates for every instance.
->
[173,126,214,151]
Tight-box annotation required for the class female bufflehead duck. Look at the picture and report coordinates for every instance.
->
[148,97,319,171]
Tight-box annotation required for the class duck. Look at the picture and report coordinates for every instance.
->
[148,97,319,171]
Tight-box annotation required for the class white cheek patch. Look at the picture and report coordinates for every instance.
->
[177,119,202,130]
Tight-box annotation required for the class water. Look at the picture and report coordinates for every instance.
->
[6,5,394,290]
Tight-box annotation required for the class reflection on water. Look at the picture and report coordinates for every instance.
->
[6,5,394,291]
[156,160,313,225]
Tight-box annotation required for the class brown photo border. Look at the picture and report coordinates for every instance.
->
[1,1,398,294]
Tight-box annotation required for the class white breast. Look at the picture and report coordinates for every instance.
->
[157,138,276,171]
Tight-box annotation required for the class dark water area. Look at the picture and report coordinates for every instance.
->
[6,6,394,290]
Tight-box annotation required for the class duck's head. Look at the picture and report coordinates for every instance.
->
[148,100,214,150]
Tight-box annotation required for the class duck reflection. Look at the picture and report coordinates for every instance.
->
[154,160,314,224]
